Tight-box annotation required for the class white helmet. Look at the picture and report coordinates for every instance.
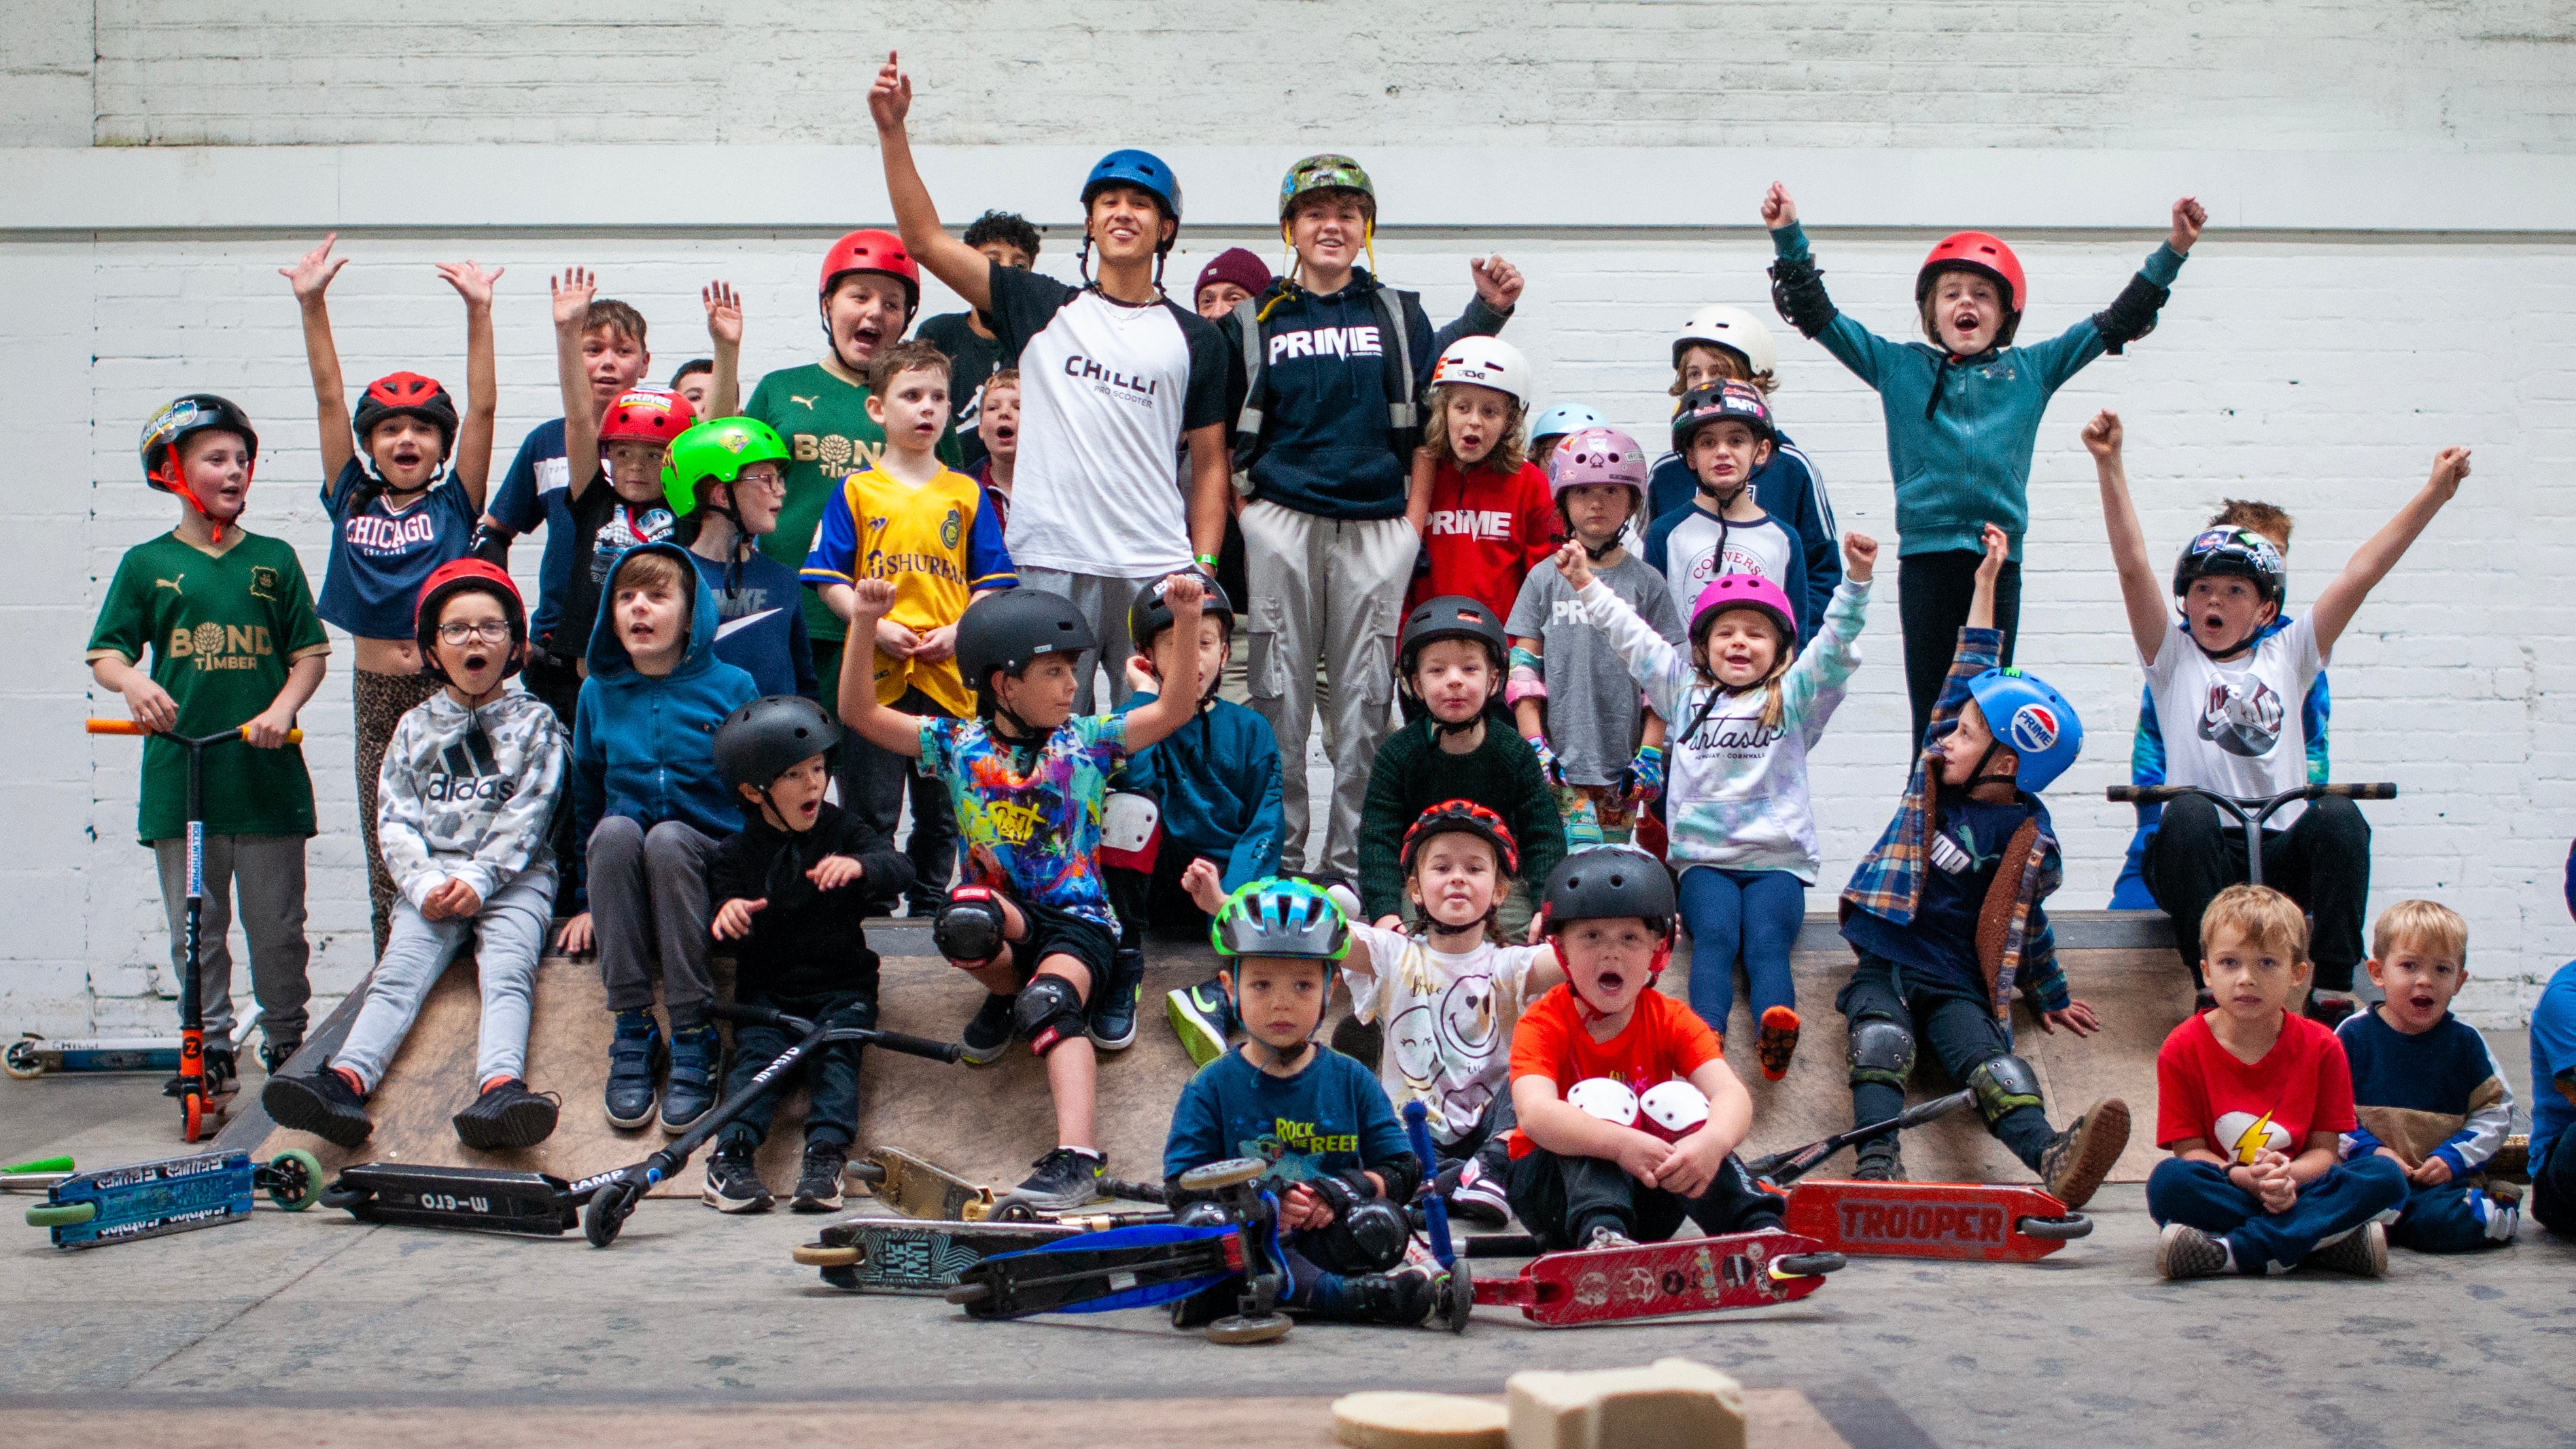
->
[1673,304,1777,378]
[1430,335,1532,406]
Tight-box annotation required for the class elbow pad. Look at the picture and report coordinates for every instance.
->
[1767,256,1839,340]
[1506,646,1548,703]
[2092,273,2172,354]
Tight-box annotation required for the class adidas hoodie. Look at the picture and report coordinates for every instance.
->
[376,683,568,911]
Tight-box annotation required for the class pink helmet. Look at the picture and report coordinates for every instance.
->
[1548,425,1651,498]
[1690,572,1796,648]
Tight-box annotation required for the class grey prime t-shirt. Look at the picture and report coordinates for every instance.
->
[1507,553,1684,786]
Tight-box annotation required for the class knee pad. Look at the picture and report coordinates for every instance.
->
[1966,1055,2044,1124]
[1317,1196,1410,1273]
[1014,975,1085,1056]
[1845,1015,1915,1090]
[935,887,1009,967]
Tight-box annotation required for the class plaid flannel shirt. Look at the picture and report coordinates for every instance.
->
[1839,626,2068,1022]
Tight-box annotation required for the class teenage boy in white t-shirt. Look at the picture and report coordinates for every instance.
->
[2088,410,2473,1023]
[871,53,1228,714]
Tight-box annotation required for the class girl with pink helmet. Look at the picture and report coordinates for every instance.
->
[1544,517,1881,1083]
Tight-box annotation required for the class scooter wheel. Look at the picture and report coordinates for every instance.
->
[265,1149,324,1211]
[793,1242,860,1268]
[994,1198,1039,1223]
[181,1091,204,1142]
[1437,1259,1474,1334]
[27,1202,97,1227]
[583,1179,644,1248]
[1772,1252,1847,1277]
[1177,1157,1269,1193]
[1206,1312,1293,1346]
[3,1040,42,1079]
[2016,1213,2093,1242]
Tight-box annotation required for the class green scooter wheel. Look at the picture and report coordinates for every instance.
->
[27,1202,96,1227]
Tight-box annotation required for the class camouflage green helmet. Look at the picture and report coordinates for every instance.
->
[1279,154,1376,222]
[660,417,790,517]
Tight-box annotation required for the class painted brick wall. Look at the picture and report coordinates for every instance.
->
[16,224,2568,1041]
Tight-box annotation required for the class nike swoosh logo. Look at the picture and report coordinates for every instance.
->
[716,608,780,642]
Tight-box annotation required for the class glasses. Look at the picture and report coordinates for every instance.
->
[731,470,786,494]
[436,622,514,645]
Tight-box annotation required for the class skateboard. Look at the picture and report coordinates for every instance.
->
[321,1162,625,1237]
[5,1033,182,1079]
[1470,1228,1841,1326]
[797,1218,1086,1293]
[24,1148,322,1249]
[1782,1179,2090,1263]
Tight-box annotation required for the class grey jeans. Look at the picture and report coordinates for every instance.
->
[587,816,720,1026]
[1014,566,1148,716]
[152,833,311,1051]
[333,868,557,1092]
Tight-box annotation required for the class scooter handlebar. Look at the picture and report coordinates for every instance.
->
[2318,782,2398,800]
[84,718,303,745]
[2108,782,2396,805]
[857,1029,967,1064]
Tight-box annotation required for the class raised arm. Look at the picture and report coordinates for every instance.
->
[436,260,504,510]
[868,51,994,311]
[2310,447,2471,657]
[2083,411,2171,661]
[1966,522,2008,631]
[281,234,357,485]
[704,281,742,418]
[1119,574,1208,751]
[837,578,931,756]
[553,269,602,501]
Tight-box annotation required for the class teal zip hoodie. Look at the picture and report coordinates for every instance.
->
[569,540,760,904]
[1770,220,2185,561]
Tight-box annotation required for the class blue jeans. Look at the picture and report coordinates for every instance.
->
[1677,866,1804,1033]
[2146,1155,2407,1273]
[334,868,555,1092]
[2387,1176,2518,1252]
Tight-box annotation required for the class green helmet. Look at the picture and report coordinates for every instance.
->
[1279,154,1376,222]
[1211,877,1352,971]
[660,417,790,517]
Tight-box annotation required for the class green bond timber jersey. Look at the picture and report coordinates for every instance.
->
[746,359,963,643]
[86,529,330,843]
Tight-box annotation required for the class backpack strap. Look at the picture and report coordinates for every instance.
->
[1376,287,1422,449]
[1225,299,1267,494]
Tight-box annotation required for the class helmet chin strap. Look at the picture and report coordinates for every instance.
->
[1960,736,2020,796]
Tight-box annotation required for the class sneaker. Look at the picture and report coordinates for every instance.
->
[262,1066,372,1149]
[1169,1276,1240,1329]
[1756,1005,1801,1083]
[702,1138,772,1213]
[2156,1223,2231,1280]
[1166,977,1235,1068]
[960,992,1016,1066]
[2303,992,2358,1029]
[1011,1147,1107,1212]
[1584,1223,1638,1251]
[659,1022,722,1134]
[1312,1263,1438,1325]
[1449,1162,1511,1229]
[451,1077,560,1151]
[258,1037,302,1075]
[792,1142,848,1214]
[604,1010,665,1130]
[1852,1140,1905,1183]
[2304,1220,2388,1277]
[2037,1097,2131,1210]
[201,1047,238,1096]
[1089,947,1145,1051]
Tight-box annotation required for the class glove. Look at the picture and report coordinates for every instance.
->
[1620,745,1667,806]
[1525,735,1565,788]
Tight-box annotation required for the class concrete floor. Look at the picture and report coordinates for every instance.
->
[5,1071,2571,1449]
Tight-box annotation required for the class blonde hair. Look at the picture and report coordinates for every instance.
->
[2201,884,2309,962]
[2371,899,2467,967]
[1422,387,1528,473]
[610,547,688,605]
[1686,618,1797,737]
[1667,346,1777,398]
[983,367,1020,399]
[2212,499,2294,551]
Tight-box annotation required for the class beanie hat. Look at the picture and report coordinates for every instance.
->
[1195,247,1273,302]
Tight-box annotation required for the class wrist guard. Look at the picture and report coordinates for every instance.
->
[1768,255,1839,339]
[2091,272,2172,354]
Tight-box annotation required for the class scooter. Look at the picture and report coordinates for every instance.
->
[2106,780,2397,888]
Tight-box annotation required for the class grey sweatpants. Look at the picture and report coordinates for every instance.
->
[587,816,720,1027]
[1239,501,1416,879]
[1015,566,1147,716]
[152,833,312,1052]
[333,868,557,1092]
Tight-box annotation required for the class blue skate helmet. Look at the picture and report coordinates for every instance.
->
[1081,150,1183,230]
[1211,877,1351,974]
[1528,403,1608,442]
[1962,667,2083,793]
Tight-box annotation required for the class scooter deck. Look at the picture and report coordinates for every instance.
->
[854,1147,998,1221]
[797,1217,1084,1293]
[1783,1179,2087,1263]
[33,1151,256,1249]
[949,1226,1246,1320]
[5,1034,183,1077]
[323,1162,617,1236]
[1472,1228,1834,1325]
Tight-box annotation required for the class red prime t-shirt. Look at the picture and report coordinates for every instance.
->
[1505,985,1724,1158]
[1409,457,1560,625]
[2154,1011,2356,1156]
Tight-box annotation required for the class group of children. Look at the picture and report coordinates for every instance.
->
[86,58,2538,1287]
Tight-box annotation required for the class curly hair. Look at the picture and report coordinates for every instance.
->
[1421,387,1527,474]
[962,210,1043,259]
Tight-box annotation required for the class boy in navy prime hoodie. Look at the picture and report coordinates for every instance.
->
[557,541,759,1133]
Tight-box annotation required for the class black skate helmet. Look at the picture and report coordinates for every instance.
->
[714,695,845,794]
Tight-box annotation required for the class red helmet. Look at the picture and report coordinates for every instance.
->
[1917,232,2026,315]
[412,557,526,684]
[351,371,459,455]
[819,229,922,316]
[1400,799,1521,879]
[598,387,695,447]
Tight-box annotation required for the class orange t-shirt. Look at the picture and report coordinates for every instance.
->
[1505,983,1724,1158]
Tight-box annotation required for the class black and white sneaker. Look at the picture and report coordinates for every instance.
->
[1011,1147,1106,1212]
[960,992,1016,1066]
[1448,1161,1512,1229]
[262,1067,372,1149]
[1852,1140,1905,1183]
[792,1143,848,1214]
[1584,1224,1639,1251]
[452,1077,561,1151]
[2304,1220,2388,1277]
[2156,1223,2231,1280]
[702,1139,772,1213]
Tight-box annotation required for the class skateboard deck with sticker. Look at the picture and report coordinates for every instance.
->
[795,1217,1084,1293]
[1782,1179,2089,1262]
[1471,1228,1840,1325]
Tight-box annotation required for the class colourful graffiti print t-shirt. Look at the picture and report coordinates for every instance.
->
[918,712,1127,928]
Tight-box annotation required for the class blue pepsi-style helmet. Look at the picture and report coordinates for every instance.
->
[1527,404,1608,442]
[1082,150,1183,230]
[1964,667,2083,792]
[1211,877,1351,970]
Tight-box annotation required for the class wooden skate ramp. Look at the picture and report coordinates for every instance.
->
[242,915,2187,1198]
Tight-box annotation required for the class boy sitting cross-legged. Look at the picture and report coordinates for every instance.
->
[1162,879,1453,1328]
[699,696,915,1215]
[836,574,1213,1211]
[263,561,567,1152]
[1836,523,2128,1198]
[2151,885,2409,1279]
[2334,899,2520,1252]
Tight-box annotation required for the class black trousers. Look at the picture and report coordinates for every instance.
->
[1837,950,2055,1171]
[718,990,875,1151]
[844,685,959,916]
[2142,793,2371,992]
[1503,1142,1781,1253]
[2535,1133,2576,1239]
[1109,845,1215,951]
[1898,550,2021,750]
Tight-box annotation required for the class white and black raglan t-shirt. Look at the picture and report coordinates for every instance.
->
[988,261,1228,580]
[2144,614,2323,826]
